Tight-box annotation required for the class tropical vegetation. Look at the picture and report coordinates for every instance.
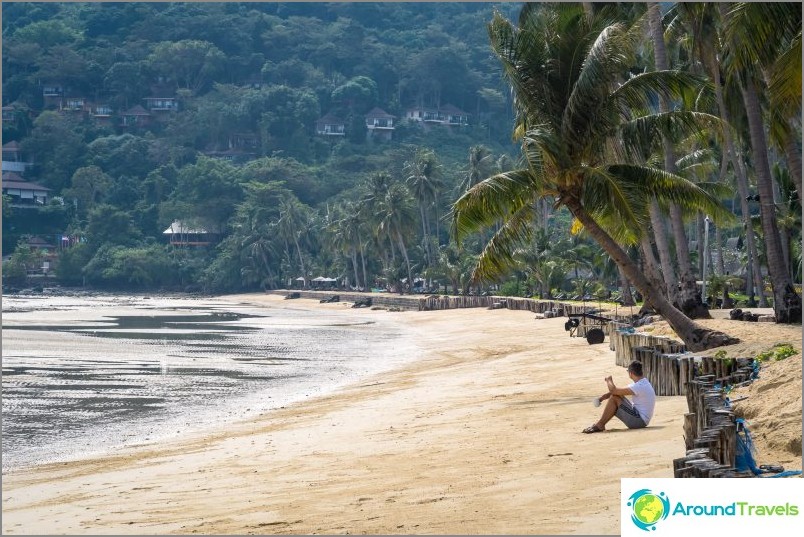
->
[2,3,801,348]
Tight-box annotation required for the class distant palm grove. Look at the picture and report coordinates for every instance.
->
[2,3,801,334]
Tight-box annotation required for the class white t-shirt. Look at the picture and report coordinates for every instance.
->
[628,377,656,425]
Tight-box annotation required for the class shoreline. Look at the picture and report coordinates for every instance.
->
[0,293,783,534]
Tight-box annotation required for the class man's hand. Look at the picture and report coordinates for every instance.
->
[605,375,616,392]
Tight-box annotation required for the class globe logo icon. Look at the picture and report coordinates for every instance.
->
[627,489,670,531]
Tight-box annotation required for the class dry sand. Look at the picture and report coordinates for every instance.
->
[1,293,801,535]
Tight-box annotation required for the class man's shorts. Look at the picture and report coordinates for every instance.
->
[615,397,647,429]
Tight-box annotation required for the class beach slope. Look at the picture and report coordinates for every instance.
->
[0,294,750,535]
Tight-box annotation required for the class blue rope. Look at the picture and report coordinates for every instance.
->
[761,470,803,478]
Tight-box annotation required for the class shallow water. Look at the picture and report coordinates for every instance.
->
[1,294,417,471]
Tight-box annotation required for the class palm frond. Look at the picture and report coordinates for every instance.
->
[619,111,723,163]
[451,169,541,244]
[606,164,734,225]
[608,70,705,115]
[470,205,536,283]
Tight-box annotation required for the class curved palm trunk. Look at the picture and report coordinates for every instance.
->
[566,197,738,351]
[741,79,802,323]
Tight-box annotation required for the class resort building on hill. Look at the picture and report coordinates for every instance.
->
[404,104,471,126]
[2,171,50,205]
[120,105,152,128]
[2,141,33,175]
[316,113,346,136]
[163,221,217,247]
[365,107,395,140]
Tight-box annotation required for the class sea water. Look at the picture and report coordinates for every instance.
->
[1,294,419,471]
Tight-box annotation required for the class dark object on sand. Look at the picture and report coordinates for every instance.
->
[352,297,372,308]
[285,292,301,299]
[729,308,759,322]
[586,328,605,345]
[320,295,340,303]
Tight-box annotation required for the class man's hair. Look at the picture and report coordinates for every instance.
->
[627,360,643,377]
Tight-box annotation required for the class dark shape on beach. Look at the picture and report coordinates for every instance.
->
[320,295,340,303]
[285,292,301,300]
[586,328,605,345]
[352,297,372,308]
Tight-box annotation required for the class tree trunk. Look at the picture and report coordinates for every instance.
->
[648,2,706,318]
[566,197,738,351]
[618,264,635,306]
[741,79,802,323]
[707,49,768,306]
[715,224,726,276]
[293,235,306,280]
[359,236,368,290]
[419,203,430,266]
[649,200,678,300]
[640,231,668,301]
[395,226,413,293]
[782,124,802,202]
[351,249,360,290]
[734,155,769,306]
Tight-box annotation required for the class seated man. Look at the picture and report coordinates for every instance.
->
[583,360,656,433]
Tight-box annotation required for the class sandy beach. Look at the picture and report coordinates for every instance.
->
[2,293,801,535]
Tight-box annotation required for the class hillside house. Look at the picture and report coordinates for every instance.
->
[120,105,152,128]
[316,113,346,136]
[60,97,87,113]
[2,141,32,174]
[2,171,50,205]
[405,104,470,126]
[143,97,179,113]
[365,107,395,140]
[41,83,65,108]
[163,221,216,247]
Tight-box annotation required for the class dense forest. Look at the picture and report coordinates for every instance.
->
[2,2,801,338]
[2,1,526,291]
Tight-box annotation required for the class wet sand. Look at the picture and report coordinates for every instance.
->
[0,293,764,534]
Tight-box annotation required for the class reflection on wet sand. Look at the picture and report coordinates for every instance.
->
[1,295,410,471]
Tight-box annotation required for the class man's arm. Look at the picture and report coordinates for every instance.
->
[605,376,634,396]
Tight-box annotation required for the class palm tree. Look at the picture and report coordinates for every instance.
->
[671,2,768,306]
[452,3,738,351]
[404,148,443,267]
[647,2,706,318]
[277,195,310,282]
[460,145,495,195]
[377,182,417,292]
[722,2,802,323]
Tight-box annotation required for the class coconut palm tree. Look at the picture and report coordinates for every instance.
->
[722,2,802,323]
[277,195,311,282]
[670,2,769,306]
[404,148,443,267]
[452,3,738,351]
[646,2,706,318]
[376,182,417,291]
